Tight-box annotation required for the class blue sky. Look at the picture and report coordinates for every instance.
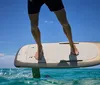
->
[0,0,100,68]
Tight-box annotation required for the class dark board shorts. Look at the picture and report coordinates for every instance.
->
[28,0,64,14]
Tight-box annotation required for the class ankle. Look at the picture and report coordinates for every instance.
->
[37,44,42,48]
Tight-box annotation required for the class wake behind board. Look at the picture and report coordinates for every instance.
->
[14,42,100,68]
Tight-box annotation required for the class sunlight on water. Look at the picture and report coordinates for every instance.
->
[0,68,100,85]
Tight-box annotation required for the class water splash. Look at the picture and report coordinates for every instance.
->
[0,68,100,85]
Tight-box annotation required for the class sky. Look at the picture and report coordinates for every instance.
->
[0,0,100,68]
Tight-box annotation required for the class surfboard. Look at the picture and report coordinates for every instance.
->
[14,42,100,68]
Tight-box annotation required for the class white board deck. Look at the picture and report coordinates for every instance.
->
[14,42,100,68]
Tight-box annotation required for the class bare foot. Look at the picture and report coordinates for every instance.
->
[34,46,44,60]
[71,44,79,55]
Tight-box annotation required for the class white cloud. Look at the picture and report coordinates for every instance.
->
[0,53,4,57]
[44,20,54,24]
[0,54,15,68]
[50,21,54,23]
[0,41,12,44]
[44,20,48,23]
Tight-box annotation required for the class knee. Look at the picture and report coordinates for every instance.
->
[61,22,69,28]
[30,23,38,32]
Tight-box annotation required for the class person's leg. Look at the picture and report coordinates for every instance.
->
[45,0,79,55]
[54,8,79,55]
[28,14,43,60]
[28,0,44,60]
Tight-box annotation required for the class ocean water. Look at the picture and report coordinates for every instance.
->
[0,68,100,85]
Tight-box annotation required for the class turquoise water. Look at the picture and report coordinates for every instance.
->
[0,68,100,85]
